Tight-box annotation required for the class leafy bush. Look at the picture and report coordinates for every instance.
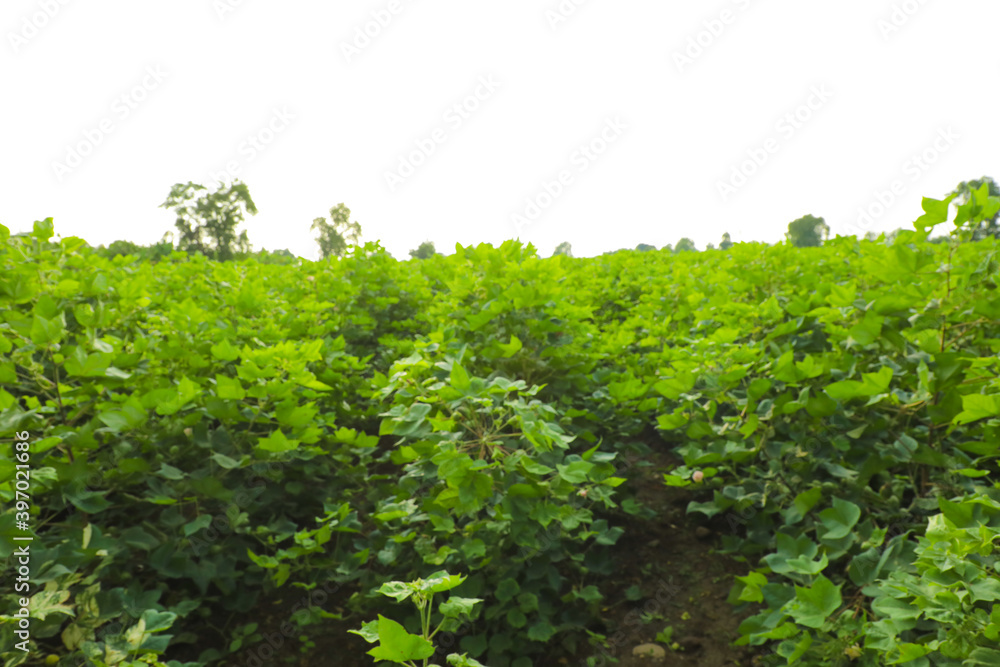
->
[1,184,998,667]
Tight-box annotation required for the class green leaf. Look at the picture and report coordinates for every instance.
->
[367,615,434,662]
[27,587,73,621]
[777,634,813,663]
[968,577,1000,603]
[953,393,1000,425]
[913,195,956,231]
[654,372,696,400]
[120,526,160,550]
[735,571,768,603]
[421,571,466,594]
[97,411,131,432]
[495,578,520,603]
[966,648,1000,666]
[447,653,489,667]
[257,430,300,453]
[377,581,413,602]
[783,575,842,629]
[506,608,527,628]
[786,550,829,576]
[526,621,555,642]
[825,366,892,400]
[937,497,975,528]
[211,339,240,362]
[32,218,55,241]
[65,348,111,377]
[556,460,594,484]
[439,596,482,619]
[792,487,823,519]
[818,497,861,540]
[871,595,920,621]
[891,643,930,663]
[657,409,689,430]
[764,533,819,574]
[498,335,523,357]
[64,488,112,514]
[211,452,241,469]
[450,362,471,392]
[182,515,212,536]
[348,619,380,643]
[847,311,884,346]
[30,313,64,346]
[156,463,185,480]
[748,378,772,401]
[215,374,246,400]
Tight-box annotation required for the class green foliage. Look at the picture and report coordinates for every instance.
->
[249,248,297,265]
[859,496,1000,663]
[785,214,829,247]
[649,195,1000,664]
[93,237,174,263]
[312,203,361,259]
[720,232,733,251]
[410,242,438,260]
[160,181,256,261]
[949,176,1000,241]
[362,339,624,664]
[635,244,656,252]
[674,238,697,252]
[2,185,999,666]
[350,571,487,666]
[0,226,391,665]
[553,242,572,257]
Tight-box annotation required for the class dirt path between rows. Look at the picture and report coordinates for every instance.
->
[222,445,766,667]
[552,444,763,667]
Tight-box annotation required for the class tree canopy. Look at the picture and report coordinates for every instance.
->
[553,241,573,257]
[160,180,257,261]
[409,241,438,259]
[949,176,999,240]
[674,238,697,253]
[312,203,362,259]
[785,214,829,248]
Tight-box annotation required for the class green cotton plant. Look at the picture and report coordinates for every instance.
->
[629,189,1000,664]
[368,338,625,665]
[859,494,1000,665]
[349,571,488,667]
[0,220,401,664]
[3,186,998,667]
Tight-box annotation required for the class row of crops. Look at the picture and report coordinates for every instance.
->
[1,190,999,666]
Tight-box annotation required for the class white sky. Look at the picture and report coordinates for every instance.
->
[2,1,998,260]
